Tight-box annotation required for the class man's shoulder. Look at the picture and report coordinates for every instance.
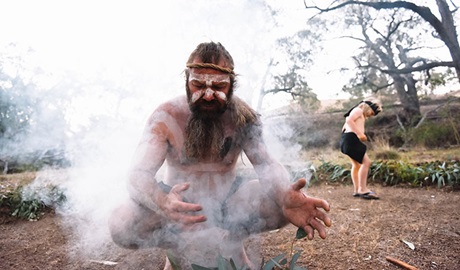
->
[148,95,189,121]
[156,95,188,112]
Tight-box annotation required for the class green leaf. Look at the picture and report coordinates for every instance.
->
[296,227,308,239]
[293,266,308,270]
[191,264,215,270]
[280,258,288,265]
[289,251,302,269]
[166,252,183,270]
[217,256,229,270]
[263,253,286,270]
[228,258,238,270]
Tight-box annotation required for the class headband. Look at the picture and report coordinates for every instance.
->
[186,63,235,75]
[344,100,381,117]
[364,101,381,116]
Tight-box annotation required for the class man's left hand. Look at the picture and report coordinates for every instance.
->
[282,178,332,240]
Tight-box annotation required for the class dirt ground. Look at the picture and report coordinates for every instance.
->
[1,182,459,270]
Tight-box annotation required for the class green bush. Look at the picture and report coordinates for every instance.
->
[369,160,425,186]
[317,161,350,183]
[183,228,309,270]
[317,159,460,188]
[374,150,400,160]
[0,184,66,221]
[409,122,458,148]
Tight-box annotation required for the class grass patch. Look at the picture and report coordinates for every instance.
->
[0,171,66,221]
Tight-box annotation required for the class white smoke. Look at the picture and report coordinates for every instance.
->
[3,0,317,267]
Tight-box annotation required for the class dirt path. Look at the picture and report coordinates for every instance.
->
[1,184,459,270]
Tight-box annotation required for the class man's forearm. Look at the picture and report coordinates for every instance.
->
[127,169,166,213]
[258,163,291,207]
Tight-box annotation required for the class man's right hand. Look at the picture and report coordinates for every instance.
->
[159,182,207,225]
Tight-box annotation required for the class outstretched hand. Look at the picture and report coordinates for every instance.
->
[158,182,207,225]
[282,178,332,240]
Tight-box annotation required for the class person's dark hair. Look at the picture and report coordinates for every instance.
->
[187,42,234,70]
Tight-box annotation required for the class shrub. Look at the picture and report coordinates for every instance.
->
[369,160,425,186]
[317,161,350,183]
[184,228,309,270]
[0,184,66,221]
[316,159,460,188]
[409,122,458,148]
[374,150,400,160]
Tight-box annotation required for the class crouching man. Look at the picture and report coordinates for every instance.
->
[109,41,332,269]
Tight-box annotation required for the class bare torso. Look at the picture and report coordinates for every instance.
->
[142,96,249,203]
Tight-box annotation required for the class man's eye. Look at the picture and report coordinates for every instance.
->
[212,83,228,91]
[192,81,205,88]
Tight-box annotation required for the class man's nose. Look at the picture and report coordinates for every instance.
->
[202,88,215,101]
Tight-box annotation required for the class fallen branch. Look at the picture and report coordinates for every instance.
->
[386,256,418,270]
[89,260,118,266]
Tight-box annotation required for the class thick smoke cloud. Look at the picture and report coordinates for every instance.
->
[2,0,314,266]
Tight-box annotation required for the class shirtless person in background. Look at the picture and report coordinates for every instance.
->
[109,41,331,269]
[340,99,382,200]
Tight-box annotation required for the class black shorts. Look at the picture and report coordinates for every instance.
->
[340,132,366,164]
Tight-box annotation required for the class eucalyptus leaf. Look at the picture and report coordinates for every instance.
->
[296,227,308,239]
[191,264,215,270]
[263,253,286,270]
[289,251,302,269]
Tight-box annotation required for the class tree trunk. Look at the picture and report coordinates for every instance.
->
[392,75,421,126]
[256,58,274,112]
[436,0,460,82]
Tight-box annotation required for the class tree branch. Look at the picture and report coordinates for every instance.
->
[263,86,295,95]
[304,1,445,43]
[381,61,456,74]
[415,96,460,128]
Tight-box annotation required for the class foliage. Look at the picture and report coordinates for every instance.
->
[406,103,460,148]
[316,159,460,188]
[259,227,308,270]
[1,148,71,174]
[374,150,400,160]
[408,122,458,148]
[0,184,66,221]
[176,227,309,270]
[423,160,460,188]
[369,160,424,186]
[260,27,322,112]
[317,161,351,183]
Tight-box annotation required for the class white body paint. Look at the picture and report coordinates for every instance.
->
[189,73,230,103]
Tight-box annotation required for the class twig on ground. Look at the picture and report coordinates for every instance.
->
[89,260,118,266]
[386,256,418,270]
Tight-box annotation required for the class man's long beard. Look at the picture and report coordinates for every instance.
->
[184,115,224,161]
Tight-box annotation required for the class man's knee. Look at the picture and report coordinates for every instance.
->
[225,180,286,232]
[109,205,141,249]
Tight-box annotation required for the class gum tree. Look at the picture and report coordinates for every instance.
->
[304,0,460,82]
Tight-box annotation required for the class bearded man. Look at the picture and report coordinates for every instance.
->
[109,42,331,269]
